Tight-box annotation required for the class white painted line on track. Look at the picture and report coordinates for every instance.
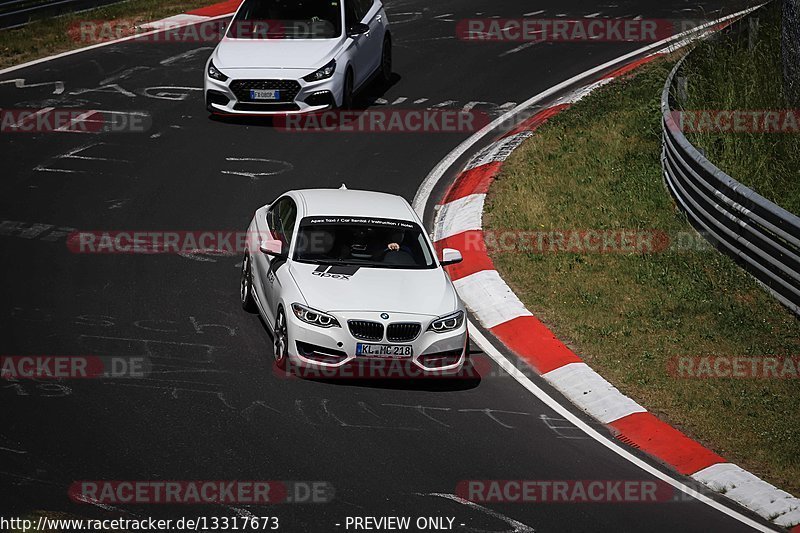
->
[423,493,535,533]
[467,321,776,532]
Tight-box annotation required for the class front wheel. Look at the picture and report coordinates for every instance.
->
[379,35,392,85]
[341,69,354,110]
[273,307,289,369]
[240,253,257,312]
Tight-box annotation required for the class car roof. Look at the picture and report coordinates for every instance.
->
[291,188,418,222]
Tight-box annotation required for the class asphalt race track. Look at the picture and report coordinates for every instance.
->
[0,0,778,531]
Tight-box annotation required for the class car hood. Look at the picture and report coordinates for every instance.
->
[214,38,341,69]
[290,262,458,316]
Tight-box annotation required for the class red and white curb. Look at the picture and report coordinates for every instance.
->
[140,0,241,30]
[422,7,798,531]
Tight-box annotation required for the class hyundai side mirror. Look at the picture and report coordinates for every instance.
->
[440,248,463,266]
[347,22,370,37]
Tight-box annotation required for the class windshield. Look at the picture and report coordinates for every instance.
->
[228,0,342,39]
[294,217,436,269]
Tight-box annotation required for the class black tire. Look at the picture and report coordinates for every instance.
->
[273,307,289,370]
[379,35,392,85]
[240,253,257,312]
[341,69,354,110]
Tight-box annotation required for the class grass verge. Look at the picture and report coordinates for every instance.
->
[679,2,800,215]
[484,55,800,494]
[0,0,216,70]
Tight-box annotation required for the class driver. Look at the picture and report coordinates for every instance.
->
[386,230,405,252]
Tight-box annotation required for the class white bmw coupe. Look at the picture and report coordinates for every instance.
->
[205,0,391,115]
[240,187,469,375]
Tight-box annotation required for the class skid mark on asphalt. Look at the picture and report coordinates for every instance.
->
[3,380,73,398]
[0,469,63,488]
[499,42,539,57]
[178,248,239,262]
[222,157,294,180]
[100,66,150,85]
[366,97,518,116]
[0,434,27,455]
[160,47,214,66]
[106,198,129,209]
[0,220,76,242]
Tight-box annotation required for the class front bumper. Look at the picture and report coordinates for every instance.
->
[205,66,343,115]
[285,310,469,377]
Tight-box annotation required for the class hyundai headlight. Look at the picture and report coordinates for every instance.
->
[208,60,228,82]
[303,59,336,82]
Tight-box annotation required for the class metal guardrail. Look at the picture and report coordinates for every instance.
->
[661,57,800,316]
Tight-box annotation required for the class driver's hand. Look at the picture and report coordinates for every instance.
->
[388,243,400,251]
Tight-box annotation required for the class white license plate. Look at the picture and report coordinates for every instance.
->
[250,89,280,100]
[356,343,413,358]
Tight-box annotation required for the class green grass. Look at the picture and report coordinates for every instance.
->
[0,0,216,70]
[679,2,800,215]
[484,56,800,494]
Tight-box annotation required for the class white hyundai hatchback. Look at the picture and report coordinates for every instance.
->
[205,0,391,115]
[240,188,469,376]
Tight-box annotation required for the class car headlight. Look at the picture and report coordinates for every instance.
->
[428,311,465,333]
[208,60,228,82]
[291,303,341,328]
[303,59,336,82]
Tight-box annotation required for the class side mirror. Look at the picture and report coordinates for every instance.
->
[347,22,370,37]
[260,239,286,258]
[440,248,463,266]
